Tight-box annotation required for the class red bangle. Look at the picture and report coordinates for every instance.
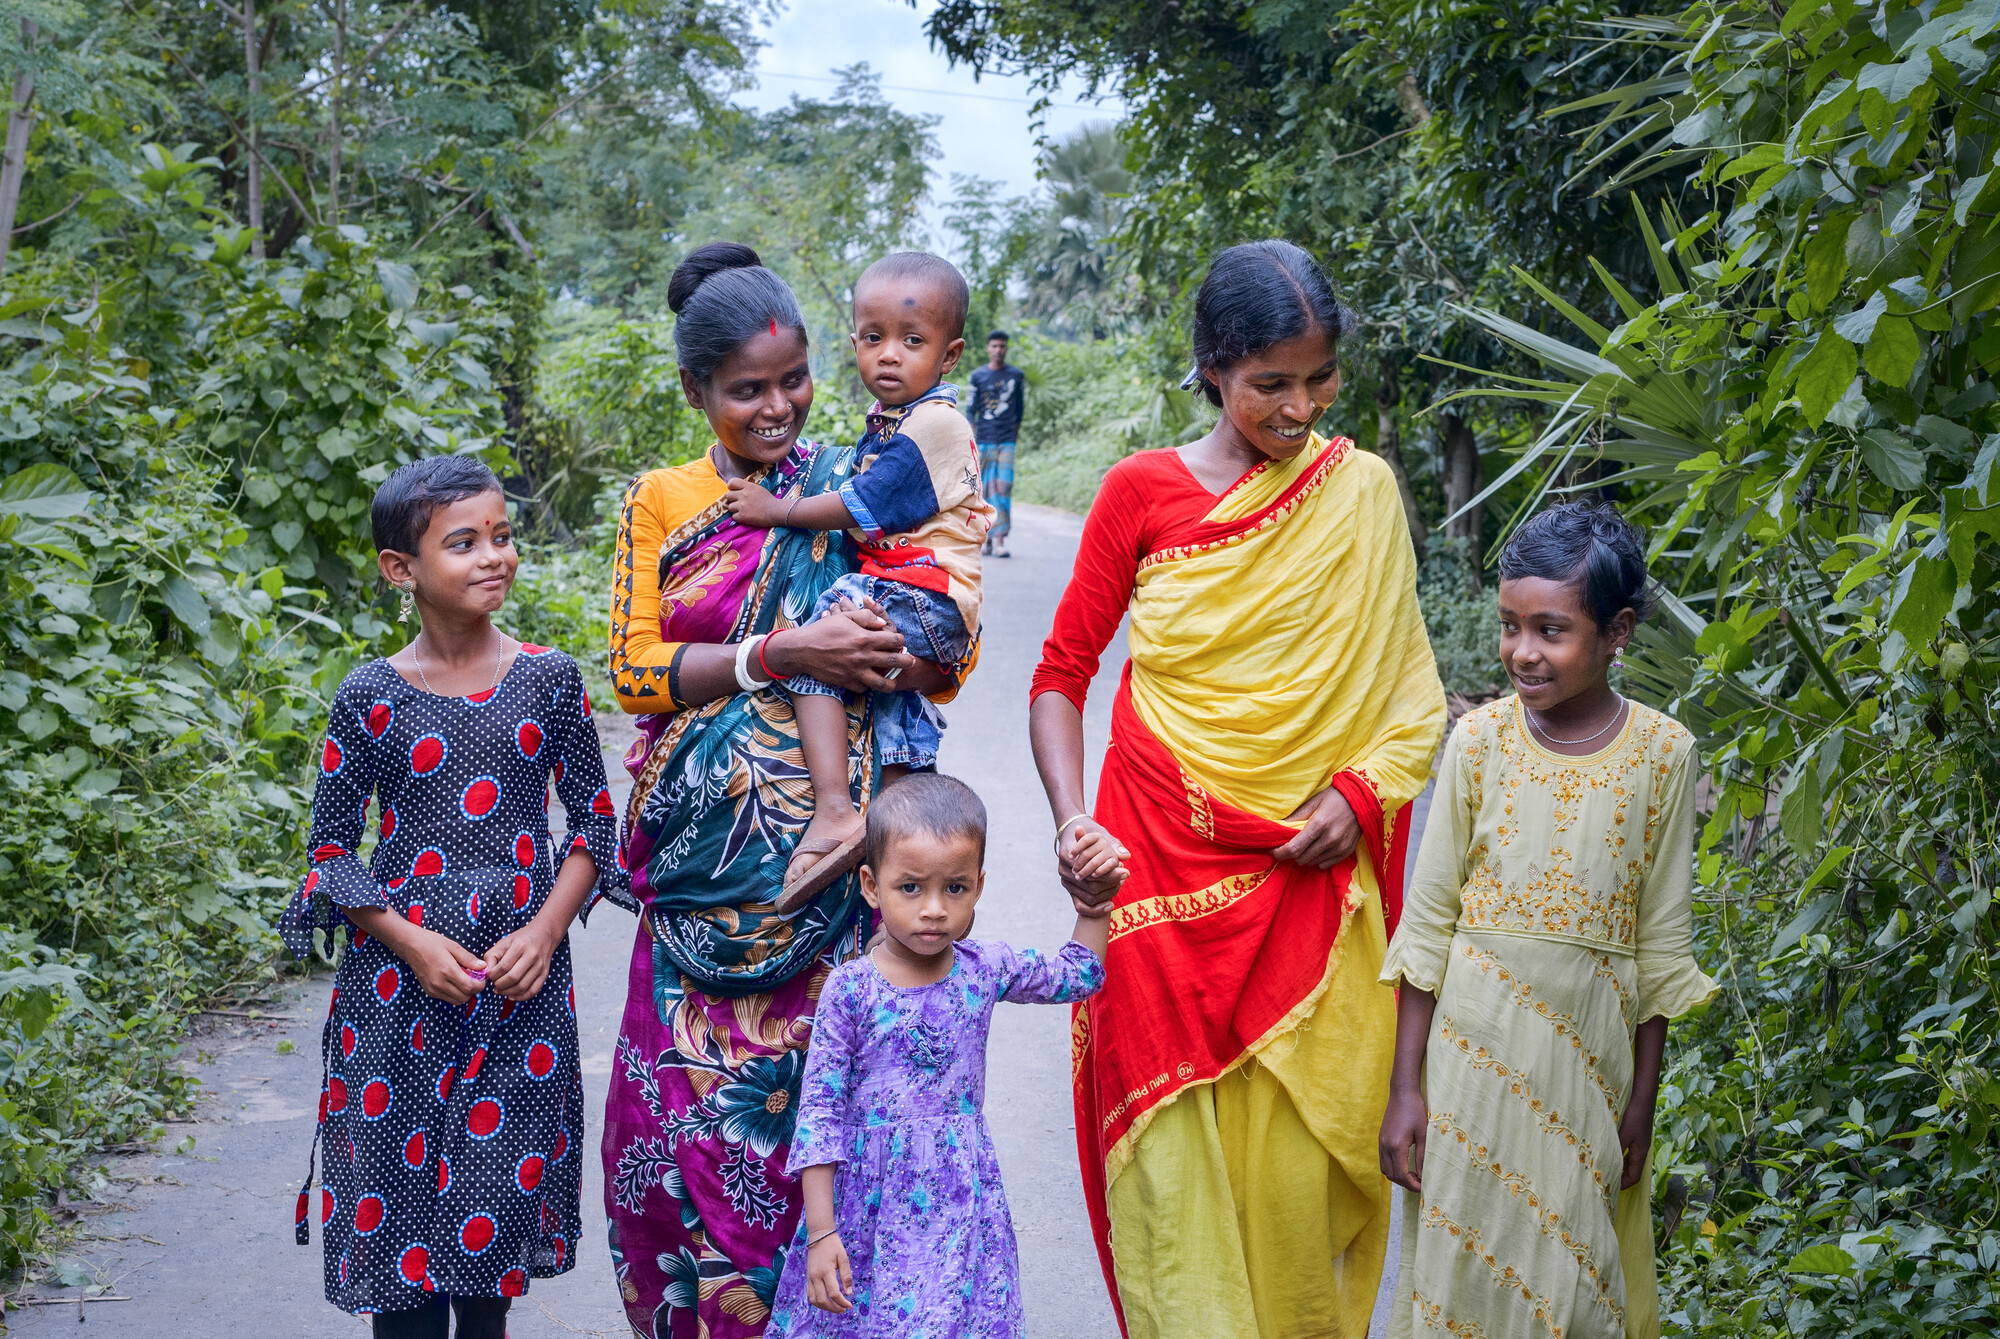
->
[758,630,782,682]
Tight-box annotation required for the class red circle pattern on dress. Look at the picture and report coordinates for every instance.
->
[461,776,500,820]
[287,652,605,1307]
[467,1097,504,1140]
[514,1153,544,1194]
[409,733,447,775]
[459,1213,497,1256]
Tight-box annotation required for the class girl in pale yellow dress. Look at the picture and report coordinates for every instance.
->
[1378,502,1717,1339]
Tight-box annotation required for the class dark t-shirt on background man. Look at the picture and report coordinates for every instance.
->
[968,364,1027,444]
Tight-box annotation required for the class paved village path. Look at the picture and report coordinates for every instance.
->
[7,502,1419,1338]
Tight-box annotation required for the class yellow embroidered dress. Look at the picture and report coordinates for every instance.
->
[1379,696,1717,1339]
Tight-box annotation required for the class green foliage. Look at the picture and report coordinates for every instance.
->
[1437,0,2000,1324]
[1417,538,1503,696]
[998,331,1207,510]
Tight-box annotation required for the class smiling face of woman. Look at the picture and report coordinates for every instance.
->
[681,327,815,474]
[1211,327,1343,462]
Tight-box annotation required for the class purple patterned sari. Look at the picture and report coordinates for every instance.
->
[603,440,878,1338]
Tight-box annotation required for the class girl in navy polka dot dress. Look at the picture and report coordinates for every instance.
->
[279,456,628,1338]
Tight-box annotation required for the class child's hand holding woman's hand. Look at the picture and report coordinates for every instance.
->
[1058,818,1129,910]
[723,477,785,528]
[805,1231,854,1313]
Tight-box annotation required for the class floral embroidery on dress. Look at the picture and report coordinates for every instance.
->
[1425,1113,1625,1323]
[1415,1204,1571,1339]
[1449,700,1687,952]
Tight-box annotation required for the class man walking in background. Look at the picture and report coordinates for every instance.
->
[968,330,1026,557]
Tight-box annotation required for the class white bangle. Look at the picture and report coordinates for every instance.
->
[735,634,773,692]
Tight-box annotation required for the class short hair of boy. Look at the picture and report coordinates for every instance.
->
[863,772,988,870]
[857,252,971,340]
[371,455,505,556]
[1497,500,1656,631]
[988,330,1008,343]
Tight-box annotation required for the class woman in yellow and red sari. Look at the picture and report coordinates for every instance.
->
[1030,241,1447,1338]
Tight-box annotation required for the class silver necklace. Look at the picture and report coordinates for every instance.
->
[1526,695,1627,746]
[411,635,506,697]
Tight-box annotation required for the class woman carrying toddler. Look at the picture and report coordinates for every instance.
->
[601,243,976,1339]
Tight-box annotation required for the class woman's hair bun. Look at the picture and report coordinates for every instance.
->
[667,242,808,383]
[668,242,765,315]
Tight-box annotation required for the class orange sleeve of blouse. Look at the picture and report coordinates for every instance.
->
[609,466,723,715]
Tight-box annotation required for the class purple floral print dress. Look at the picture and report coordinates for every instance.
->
[766,939,1105,1337]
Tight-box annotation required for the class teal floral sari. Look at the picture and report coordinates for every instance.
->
[625,436,878,995]
[605,437,880,1339]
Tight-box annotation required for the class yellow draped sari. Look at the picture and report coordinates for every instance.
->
[1065,436,1447,1338]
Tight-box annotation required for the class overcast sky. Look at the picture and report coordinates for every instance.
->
[736,0,1124,240]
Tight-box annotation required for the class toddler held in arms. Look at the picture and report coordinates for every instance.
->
[724,252,992,908]
[764,774,1111,1337]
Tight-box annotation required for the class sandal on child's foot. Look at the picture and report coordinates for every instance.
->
[775,826,866,914]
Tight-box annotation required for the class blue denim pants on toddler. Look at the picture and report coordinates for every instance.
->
[785,571,971,769]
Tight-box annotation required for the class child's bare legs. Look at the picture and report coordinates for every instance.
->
[787,692,865,886]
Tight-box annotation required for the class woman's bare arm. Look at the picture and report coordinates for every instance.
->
[1030,691,1128,908]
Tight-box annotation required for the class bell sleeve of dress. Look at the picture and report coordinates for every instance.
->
[278,675,388,958]
[785,968,863,1173]
[1378,723,1472,994]
[1633,740,1720,1021]
[549,653,635,921]
[610,472,691,714]
[994,939,1106,1005]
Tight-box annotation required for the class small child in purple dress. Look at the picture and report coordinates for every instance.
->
[767,773,1114,1337]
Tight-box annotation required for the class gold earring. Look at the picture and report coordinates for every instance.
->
[397,581,417,624]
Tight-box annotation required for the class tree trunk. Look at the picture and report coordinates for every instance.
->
[1440,408,1484,583]
[0,20,39,276]
[1371,355,1427,556]
[242,0,263,258]
[327,0,345,227]
[1397,73,1431,124]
